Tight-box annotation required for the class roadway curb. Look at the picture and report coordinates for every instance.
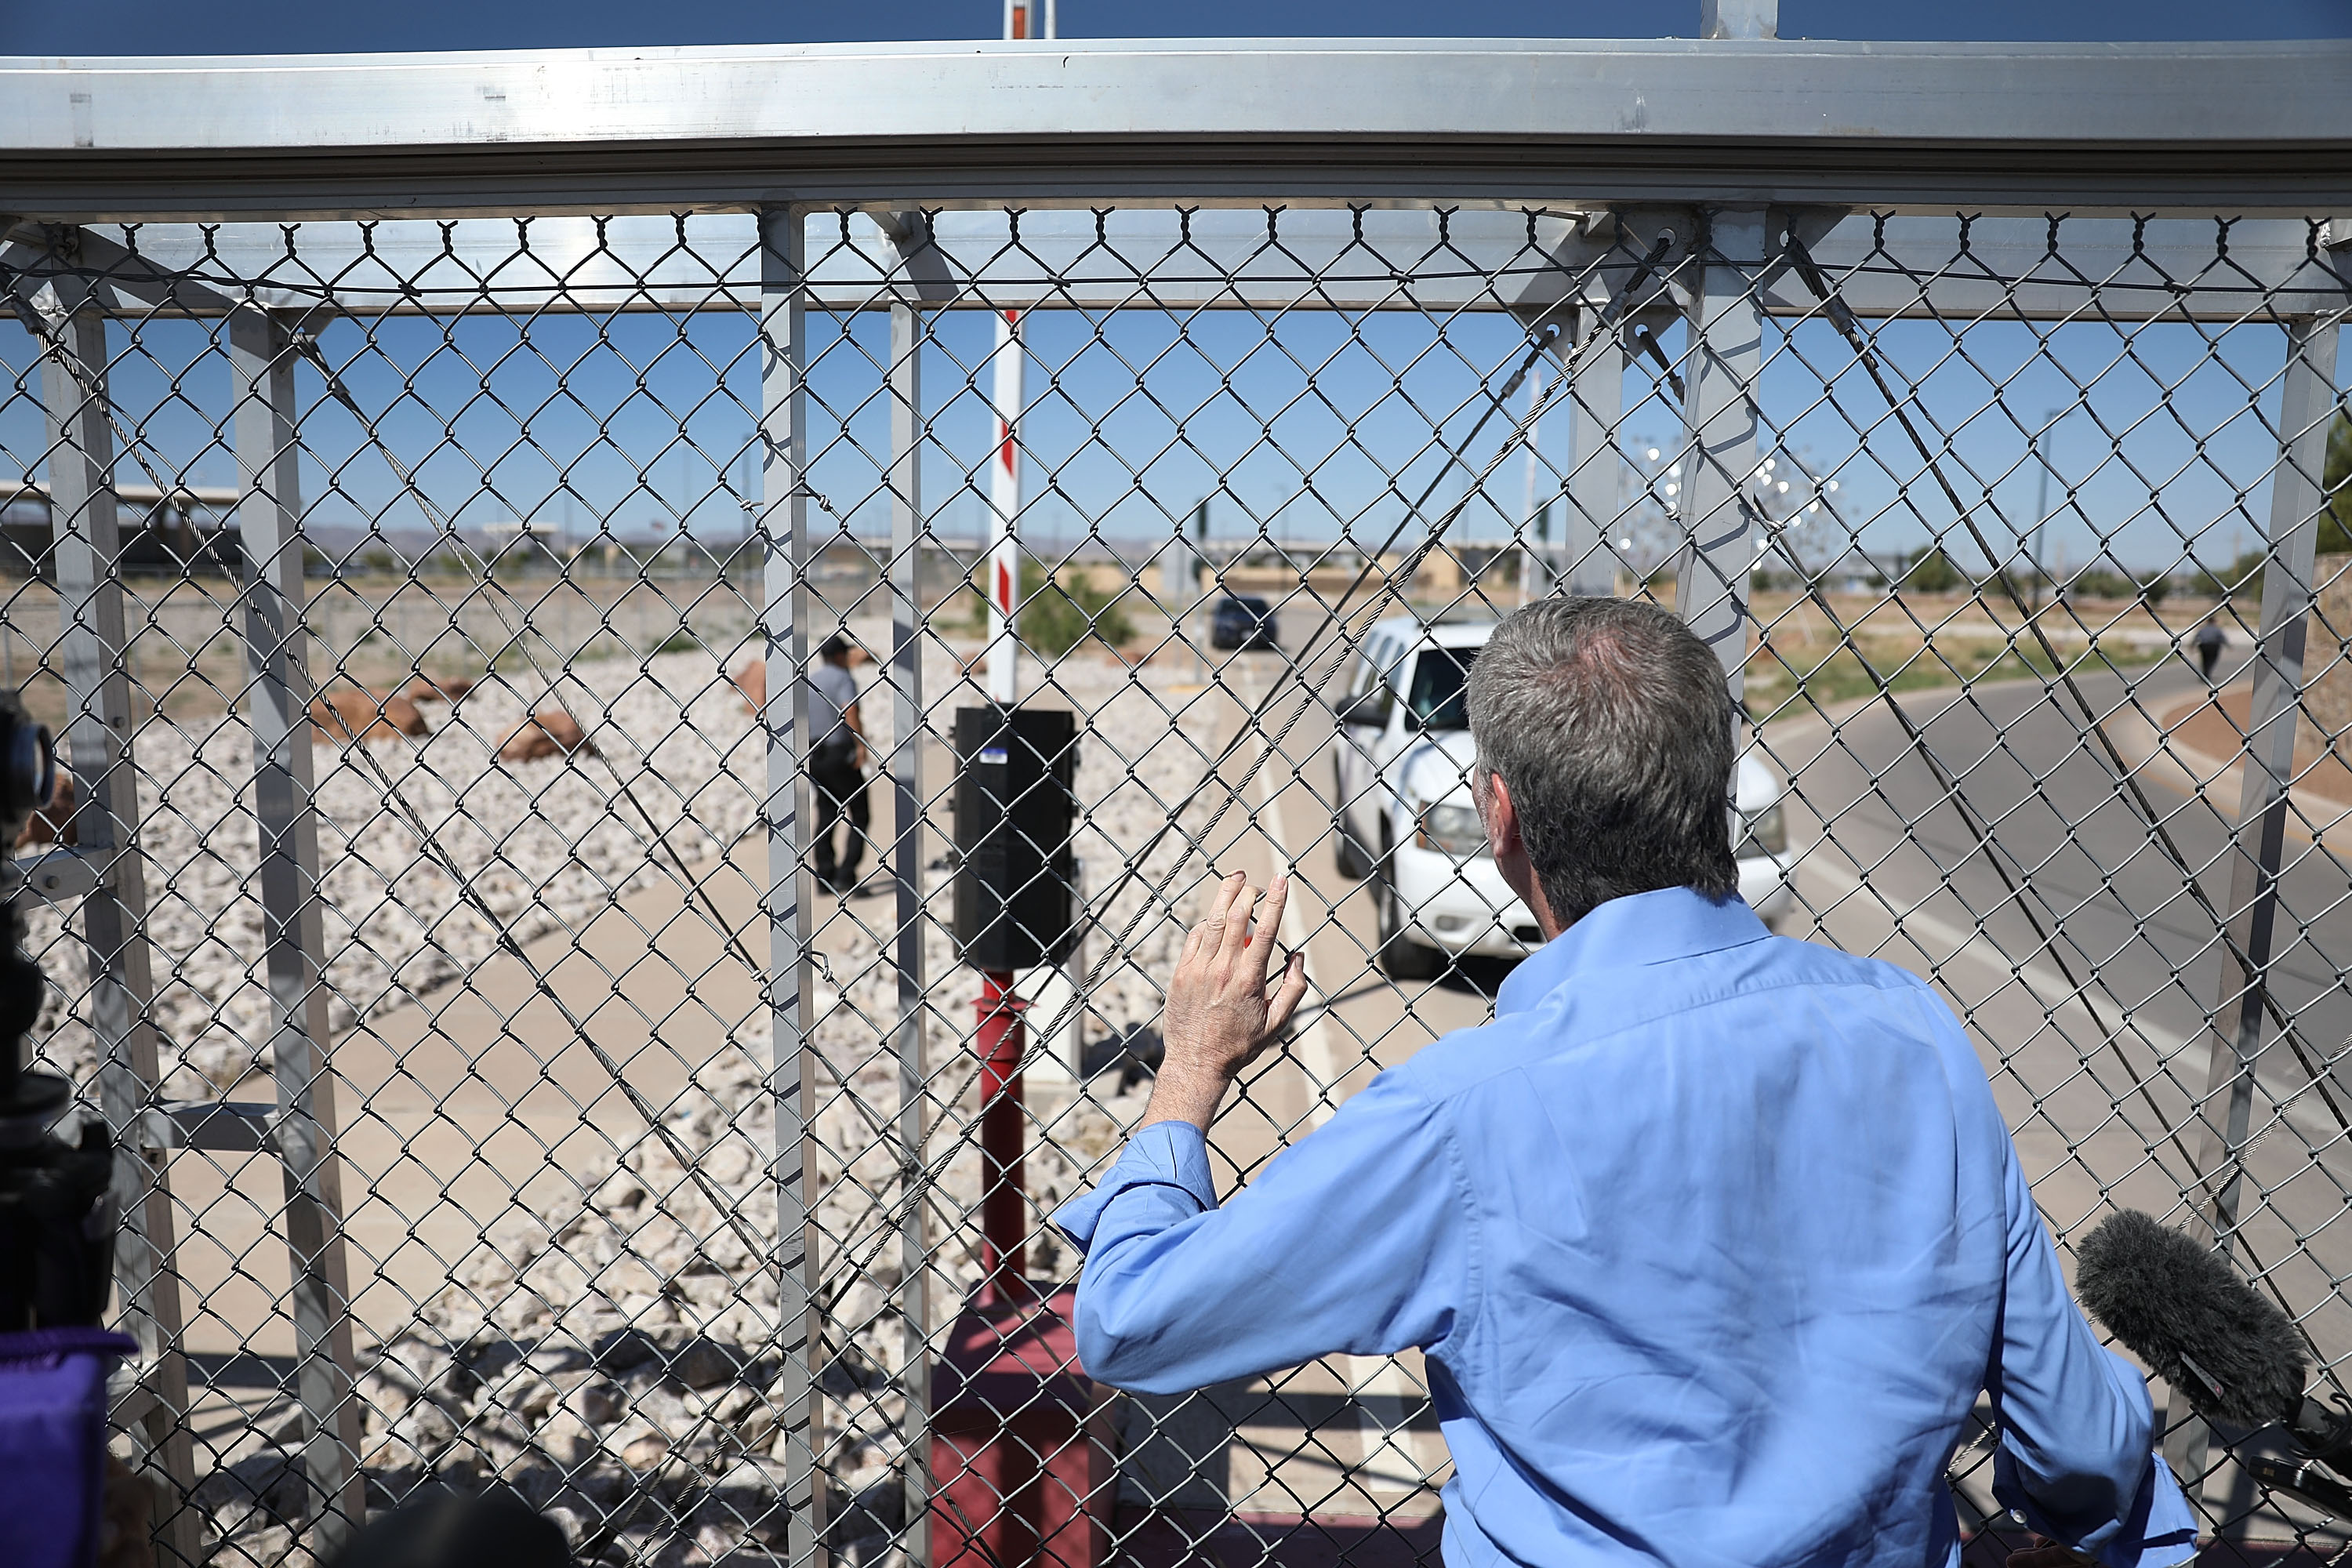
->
[2109,685,2352,853]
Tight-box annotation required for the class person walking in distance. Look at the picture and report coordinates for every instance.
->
[808,633,870,894]
[1058,597,2193,1568]
[2194,613,2227,683]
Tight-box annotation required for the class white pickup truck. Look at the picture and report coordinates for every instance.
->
[1330,615,1797,978]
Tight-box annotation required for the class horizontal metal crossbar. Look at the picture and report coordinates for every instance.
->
[1,845,110,900]
[4,209,2345,324]
[2,41,2352,219]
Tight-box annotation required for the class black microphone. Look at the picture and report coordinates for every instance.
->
[2075,1210,2352,1513]
[2074,1210,2306,1428]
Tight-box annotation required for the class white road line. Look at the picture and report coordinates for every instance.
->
[1807,852,2348,1159]
[1250,760,1352,1134]
[1234,670,1436,1491]
[1766,697,2204,1069]
[1796,850,2196,1064]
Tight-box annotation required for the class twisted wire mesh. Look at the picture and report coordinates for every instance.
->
[1,203,2347,1566]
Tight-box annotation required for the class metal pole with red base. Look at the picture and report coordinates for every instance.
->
[931,972,1113,1568]
[976,972,1028,1294]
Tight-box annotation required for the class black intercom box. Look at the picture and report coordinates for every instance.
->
[952,706,1080,971]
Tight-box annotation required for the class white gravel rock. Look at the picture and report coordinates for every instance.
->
[122,627,1236,1566]
[31,649,763,1098]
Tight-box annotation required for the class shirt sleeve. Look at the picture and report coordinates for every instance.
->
[1051,1072,1475,1395]
[1987,1138,2198,1568]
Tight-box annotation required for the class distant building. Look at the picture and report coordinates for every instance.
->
[0,480,243,576]
[484,519,565,572]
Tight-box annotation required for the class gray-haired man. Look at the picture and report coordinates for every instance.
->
[1057,597,2192,1568]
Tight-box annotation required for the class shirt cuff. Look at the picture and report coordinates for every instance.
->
[1052,1120,1219,1254]
[1994,1450,2198,1568]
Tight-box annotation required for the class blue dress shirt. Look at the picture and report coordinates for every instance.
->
[1055,887,2196,1568]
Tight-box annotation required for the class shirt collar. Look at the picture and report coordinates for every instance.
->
[1494,886,1771,1018]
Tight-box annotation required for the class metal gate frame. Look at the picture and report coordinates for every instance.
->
[3,20,2351,1565]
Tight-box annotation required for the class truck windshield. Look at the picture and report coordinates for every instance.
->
[1406,646,1476,729]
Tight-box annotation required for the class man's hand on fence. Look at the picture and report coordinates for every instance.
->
[1144,871,1309,1132]
[2007,1536,2098,1568]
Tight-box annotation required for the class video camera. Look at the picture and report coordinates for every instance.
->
[0,690,140,1568]
[0,689,114,1330]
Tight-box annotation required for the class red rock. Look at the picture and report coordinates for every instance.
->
[399,674,475,706]
[13,770,76,849]
[310,688,428,745]
[731,659,765,715]
[498,710,597,762]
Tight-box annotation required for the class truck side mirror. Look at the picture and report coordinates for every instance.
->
[1338,692,1390,729]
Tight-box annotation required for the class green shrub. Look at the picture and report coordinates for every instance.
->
[2191,548,2269,601]
[2068,568,2137,601]
[1020,561,1134,657]
[2325,409,2352,557]
[964,561,1134,656]
[1903,547,1965,594]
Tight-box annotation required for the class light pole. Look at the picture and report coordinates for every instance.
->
[1613,441,1679,589]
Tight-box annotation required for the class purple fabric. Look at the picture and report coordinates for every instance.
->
[0,1327,139,1568]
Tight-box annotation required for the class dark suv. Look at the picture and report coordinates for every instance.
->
[1210,594,1279,650]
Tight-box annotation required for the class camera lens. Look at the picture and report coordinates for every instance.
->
[0,697,53,833]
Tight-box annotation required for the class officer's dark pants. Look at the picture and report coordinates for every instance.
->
[811,742,870,888]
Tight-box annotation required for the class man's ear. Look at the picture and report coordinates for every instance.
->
[1480,769,1521,858]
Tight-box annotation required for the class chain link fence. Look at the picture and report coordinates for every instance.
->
[1,195,2347,1567]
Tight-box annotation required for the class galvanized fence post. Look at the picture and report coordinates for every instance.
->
[1672,208,1767,693]
[2167,314,2343,1536]
[887,293,933,1568]
[760,201,825,1566]
[227,304,365,1555]
[34,285,204,1565]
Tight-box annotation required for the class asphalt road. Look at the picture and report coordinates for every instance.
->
[1199,595,2352,1538]
[1775,653,2352,1328]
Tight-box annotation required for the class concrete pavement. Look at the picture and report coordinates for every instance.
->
[159,587,2352,1556]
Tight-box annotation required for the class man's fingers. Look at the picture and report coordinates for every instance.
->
[1218,880,1260,964]
[1188,873,1243,969]
[2007,1550,2089,1568]
[1254,875,1292,967]
[1263,951,1310,1035]
[1200,869,1246,932]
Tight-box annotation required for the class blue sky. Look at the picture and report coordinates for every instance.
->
[5,0,2344,53]
[2,4,2342,583]
[0,258,2302,585]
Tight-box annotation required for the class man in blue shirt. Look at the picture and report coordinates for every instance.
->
[1055,597,2195,1568]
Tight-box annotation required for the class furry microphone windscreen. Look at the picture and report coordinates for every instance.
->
[2074,1208,2307,1428]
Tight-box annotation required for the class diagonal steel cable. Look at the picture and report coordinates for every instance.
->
[1781,233,2351,1141]
[1757,533,2322,1355]
[284,327,777,1266]
[828,230,1684,1294]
